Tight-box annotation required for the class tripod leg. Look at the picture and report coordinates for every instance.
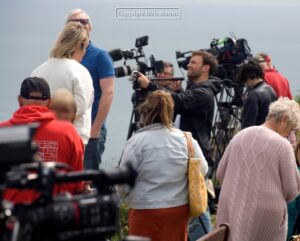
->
[127,110,137,140]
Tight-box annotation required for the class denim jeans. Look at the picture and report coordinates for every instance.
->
[188,208,211,241]
[84,125,107,170]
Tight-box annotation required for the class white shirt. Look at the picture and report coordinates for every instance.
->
[31,58,94,144]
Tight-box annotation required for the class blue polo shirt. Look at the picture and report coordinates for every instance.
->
[81,42,115,124]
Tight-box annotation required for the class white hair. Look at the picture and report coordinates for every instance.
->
[65,8,92,25]
[267,97,300,129]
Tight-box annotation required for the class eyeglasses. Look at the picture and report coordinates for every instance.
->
[163,71,174,76]
[68,19,90,25]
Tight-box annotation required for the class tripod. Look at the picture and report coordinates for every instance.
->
[210,78,243,174]
[127,101,140,140]
[127,73,143,140]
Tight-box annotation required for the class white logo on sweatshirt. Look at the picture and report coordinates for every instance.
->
[36,141,58,162]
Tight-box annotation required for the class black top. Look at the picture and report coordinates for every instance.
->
[147,78,221,166]
[241,81,277,129]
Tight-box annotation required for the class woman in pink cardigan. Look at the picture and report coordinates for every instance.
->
[216,98,300,241]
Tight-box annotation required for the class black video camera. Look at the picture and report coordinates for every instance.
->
[176,36,252,105]
[175,50,192,71]
[176,36,252,80]
[0,125,138,241]
[209,37,252,81]
[110,36,164,78]
[0,124,39,184]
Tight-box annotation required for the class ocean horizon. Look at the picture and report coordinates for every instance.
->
[1,0,299,169]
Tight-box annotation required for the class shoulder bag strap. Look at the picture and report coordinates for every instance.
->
[183,132,195,158]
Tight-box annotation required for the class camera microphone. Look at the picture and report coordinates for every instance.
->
[109,48,124,62]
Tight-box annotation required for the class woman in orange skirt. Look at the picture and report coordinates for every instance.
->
[118,90,209,241]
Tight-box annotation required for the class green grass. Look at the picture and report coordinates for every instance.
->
[211,214,216,227]
[111,203,129,241]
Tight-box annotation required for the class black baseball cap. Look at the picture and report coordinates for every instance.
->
[20,77,51,100]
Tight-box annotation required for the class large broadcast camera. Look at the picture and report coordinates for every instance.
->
[109,36,164,78]
[176,35,252,172]
[176,36,251,80]
[110,36,184,140]
[0,125,140,241]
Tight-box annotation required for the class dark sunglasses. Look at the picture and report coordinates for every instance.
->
[68,19,90,25]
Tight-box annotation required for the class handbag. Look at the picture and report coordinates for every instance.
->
[184,132,208,218]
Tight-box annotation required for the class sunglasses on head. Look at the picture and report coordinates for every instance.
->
[68,19,90,25]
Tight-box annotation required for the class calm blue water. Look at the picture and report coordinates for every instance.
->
[1,0,299,169]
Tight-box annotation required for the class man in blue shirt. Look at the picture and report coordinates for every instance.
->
[66,9,115,170]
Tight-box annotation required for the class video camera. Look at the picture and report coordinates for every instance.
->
[176,36,253,175]
[109,36,164,78]
[176,35,252,102]
[210,36,252,81]
[175,50,192,71]
[0,125,138,241]
[176,36,252,80]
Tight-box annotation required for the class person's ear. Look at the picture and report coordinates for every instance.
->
[202,65,210,73]
[46,99,51,108]
[18,96,23,107]
[71,114,77,123]
[280,114,289,125]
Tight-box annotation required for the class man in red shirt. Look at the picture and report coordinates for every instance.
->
[252,52,292,99]
[0,77,84,203]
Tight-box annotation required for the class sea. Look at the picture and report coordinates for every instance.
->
[0,0,299,169]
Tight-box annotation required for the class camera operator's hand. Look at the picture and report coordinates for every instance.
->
[138,72,150,88]
[169,81,182,92]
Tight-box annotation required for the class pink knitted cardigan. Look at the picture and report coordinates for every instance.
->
[216,126,300,241]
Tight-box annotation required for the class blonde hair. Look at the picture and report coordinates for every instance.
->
[139,90,174,129]
[49,21,88,59]
[51,88,77,114]
[267,97,300,130]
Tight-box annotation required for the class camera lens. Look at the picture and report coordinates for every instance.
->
[115,65,140,78]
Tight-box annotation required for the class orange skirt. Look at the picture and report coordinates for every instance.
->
[128,204,189,241]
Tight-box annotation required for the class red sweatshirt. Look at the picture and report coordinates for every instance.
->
[264,69,292,99]
[0,105,84,204]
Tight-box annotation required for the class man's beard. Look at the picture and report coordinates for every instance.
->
[187,70,201,80]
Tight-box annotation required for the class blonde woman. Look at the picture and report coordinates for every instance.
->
[66,9,115,171]
[216,98,300,241]
[119,90,208,241]
[31,22,93,145]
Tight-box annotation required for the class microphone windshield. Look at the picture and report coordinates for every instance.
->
[109,48,124,62]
